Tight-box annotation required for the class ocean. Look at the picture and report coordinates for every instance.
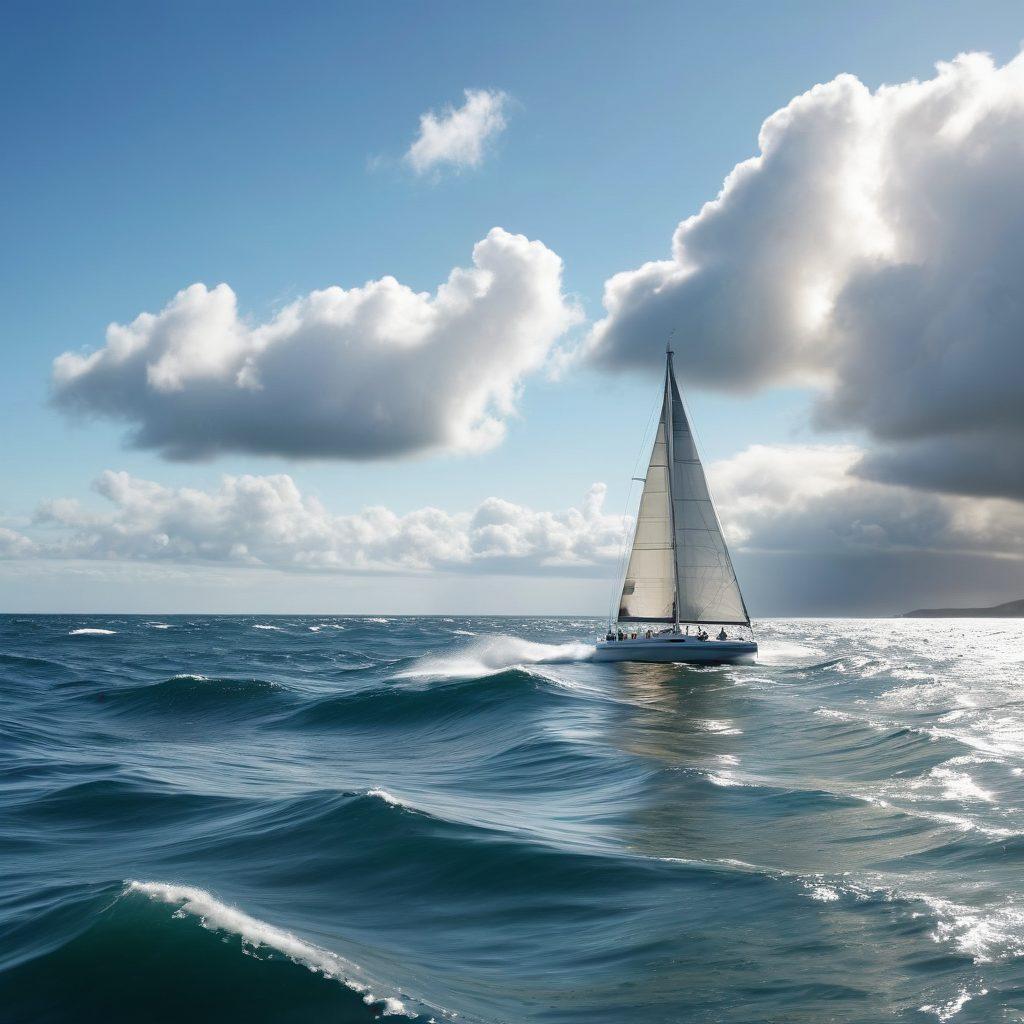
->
[1,614,1022,1023]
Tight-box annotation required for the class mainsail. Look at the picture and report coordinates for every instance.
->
[617,351,750,626]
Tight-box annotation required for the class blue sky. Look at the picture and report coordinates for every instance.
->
[2,1,1024,613]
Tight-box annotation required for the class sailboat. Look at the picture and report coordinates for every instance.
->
[595,347,757,664]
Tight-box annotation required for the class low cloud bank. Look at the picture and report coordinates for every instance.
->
[24,472,623,575]
[53,229,579,462]
[6,448,1020,601]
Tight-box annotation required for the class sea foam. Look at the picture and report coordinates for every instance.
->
[394,634,595,681]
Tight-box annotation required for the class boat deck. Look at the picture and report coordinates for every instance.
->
[594,636,757,664]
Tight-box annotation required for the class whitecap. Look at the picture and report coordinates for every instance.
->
[252,624,284,632]
[69,628,116,636]
[366,788,406,807]
[394,635,595,682]
[920,987,987,1022]
[805,884,841,903]
[128,881,410,1016]
[916,809,1018,839]
[925,897,1024,963]
[852,879,1024,965]
[923,765,995,804]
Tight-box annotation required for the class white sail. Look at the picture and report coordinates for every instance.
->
[617,403,676,622]
[617,352,750,626]
[667,360,749,625]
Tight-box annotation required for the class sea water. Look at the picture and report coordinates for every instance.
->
[1,614,1023,1023]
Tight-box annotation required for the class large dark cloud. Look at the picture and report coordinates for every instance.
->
[585,51,1024,501]
[711,444,1024,559]
[53,229,579,461]
[854,437,1024,501]
[711,443,1024,614]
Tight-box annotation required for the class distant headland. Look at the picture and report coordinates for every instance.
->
[902,598,1024,618]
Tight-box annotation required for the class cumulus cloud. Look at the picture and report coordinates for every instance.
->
[52,229,579,461]
[585,51,1024,501]
[25,471,624,576]
[405,89,509,175]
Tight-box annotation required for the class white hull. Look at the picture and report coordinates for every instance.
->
[594,637,757,664]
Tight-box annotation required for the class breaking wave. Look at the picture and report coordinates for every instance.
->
[129,881,410,1014]
[393,634,595,681]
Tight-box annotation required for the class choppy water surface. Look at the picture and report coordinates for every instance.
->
[2,615,1023,1023]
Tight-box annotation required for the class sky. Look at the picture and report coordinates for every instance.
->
[2,0,1023,615]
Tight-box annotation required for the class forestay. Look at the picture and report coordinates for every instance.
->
[617,352,750,626]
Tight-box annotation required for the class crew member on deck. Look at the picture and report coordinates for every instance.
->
[717,628,728,640]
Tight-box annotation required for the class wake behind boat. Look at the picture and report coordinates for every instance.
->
[595,348,756,665]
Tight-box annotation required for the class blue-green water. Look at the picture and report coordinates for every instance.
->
[2,615,1023,1023]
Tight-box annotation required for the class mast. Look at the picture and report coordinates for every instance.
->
[664,345,681,633]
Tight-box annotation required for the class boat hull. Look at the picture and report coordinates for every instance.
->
[593,638,757,664]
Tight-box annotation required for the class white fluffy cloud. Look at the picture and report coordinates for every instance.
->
[23,471,624,575]
[585,51,1024,501]
[405,89,509,175]
[53,229,579,461]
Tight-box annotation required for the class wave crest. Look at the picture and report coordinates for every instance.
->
[129,881,410,1015]
[394,634,595,682]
